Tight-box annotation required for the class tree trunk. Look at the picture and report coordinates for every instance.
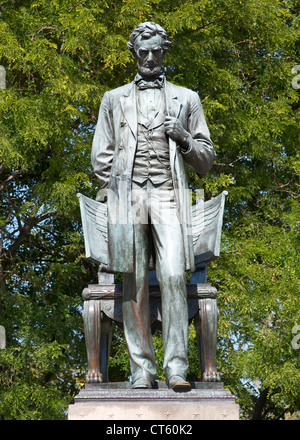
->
[252,388,269,420]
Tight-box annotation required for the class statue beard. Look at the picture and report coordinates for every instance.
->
[138,63,162,78]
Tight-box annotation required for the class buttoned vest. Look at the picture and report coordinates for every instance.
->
[132,86,172,185]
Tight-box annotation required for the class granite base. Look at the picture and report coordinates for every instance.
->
[68,382,239,420]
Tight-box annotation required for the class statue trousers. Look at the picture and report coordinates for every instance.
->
[122,179,189,383]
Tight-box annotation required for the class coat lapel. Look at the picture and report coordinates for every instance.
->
[120,82,137,140]
[164,81,182,173]
[165,80,182,118]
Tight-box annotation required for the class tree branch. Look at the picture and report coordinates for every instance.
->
[31,26,56,41]
[2,213,53,263]
[214,156,246,168]
[0,170,20,192]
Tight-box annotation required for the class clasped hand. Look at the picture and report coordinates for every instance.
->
[164,116,187,143]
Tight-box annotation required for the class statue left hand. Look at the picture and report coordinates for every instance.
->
[164,116,189,146]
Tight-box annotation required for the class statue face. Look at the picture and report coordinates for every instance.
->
[134,34,164,77]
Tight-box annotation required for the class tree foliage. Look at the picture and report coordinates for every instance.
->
[0,0,299,419]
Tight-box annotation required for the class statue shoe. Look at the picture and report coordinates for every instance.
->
[131,376,153,389]
[168,375,191,391]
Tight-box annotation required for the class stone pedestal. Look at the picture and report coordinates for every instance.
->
[68,382,239,420]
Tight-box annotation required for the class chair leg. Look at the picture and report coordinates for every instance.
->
[194,298,221,382]
[82,300,103,383]
[99,312,112,382]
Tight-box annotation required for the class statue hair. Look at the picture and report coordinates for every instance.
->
[127,22,172,55]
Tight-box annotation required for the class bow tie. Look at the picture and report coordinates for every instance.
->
[135,75,164,90]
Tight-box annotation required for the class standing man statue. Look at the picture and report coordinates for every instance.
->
[91,22,215,390]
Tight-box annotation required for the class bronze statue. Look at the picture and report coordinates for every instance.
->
[90,22,215,390]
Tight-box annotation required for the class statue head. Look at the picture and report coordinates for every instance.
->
[127,22,172,77]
